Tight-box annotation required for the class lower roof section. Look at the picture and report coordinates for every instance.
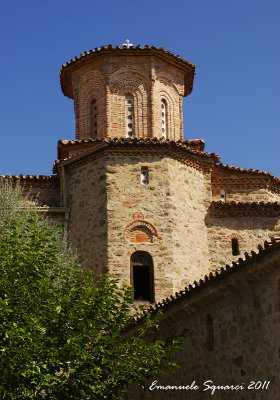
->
[54,137,219,174]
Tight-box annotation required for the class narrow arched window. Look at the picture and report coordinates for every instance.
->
[161,100,167,139]
[130,252,154,302]
[232,238,240,256]
[126,96,134,138]
[91,99,97,137]
[206,314,214,351]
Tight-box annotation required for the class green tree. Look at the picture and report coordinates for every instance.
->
[0,180,182,400]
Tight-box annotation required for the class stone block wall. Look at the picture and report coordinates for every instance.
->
[212,187,280,203]
[64,156,108,274]
[212,167,280,203]
[106,153,176,301]
[28,179,60,207]
[106,153,213,301]
[60,147,280,302]
[168,159,212,291]
[132,258,280,400]
[0,176,60,207]
[206,217,280,269]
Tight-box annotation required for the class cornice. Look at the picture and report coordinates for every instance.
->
[215,163,280,183]
[0,175,58,184]
[211,201,280,218]
[60,44,195,98]
[53,138,219,174]
[57,138,205,160]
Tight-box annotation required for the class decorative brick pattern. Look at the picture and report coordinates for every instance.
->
[130,227,153,243]
[74,69,107,140]
[3,43,280,400]
[221,233,245,242]
[68,54,187,141]
[4,44,280,309]
[123,220,159,243]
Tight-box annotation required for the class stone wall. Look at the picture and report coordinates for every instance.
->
[27,179,60,207]
[0,176,60,207]
[106,153,176,301]
[106,153,213,301]
[61,147,280,302]
[212,167,280,203]
[132,254,280,400]
[168,159,212,291]
[206,216,280,269]
[64,156,108,274]
[212,187,280,203]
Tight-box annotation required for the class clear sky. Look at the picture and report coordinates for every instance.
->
[0,0,279,176]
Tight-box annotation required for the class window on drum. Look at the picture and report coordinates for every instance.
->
[126,97,134,138]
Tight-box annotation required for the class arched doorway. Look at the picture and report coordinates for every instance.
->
[130,252,154,302]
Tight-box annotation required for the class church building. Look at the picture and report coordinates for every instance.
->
[3,43,280,398]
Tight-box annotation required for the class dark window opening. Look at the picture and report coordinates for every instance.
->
[131,252,154,302]
[232,238,240,256]
[126,96,134,138]
[161,99,167,139]
[220,189,226,201]
[133,265,150,300]
[206,314,214,351]
[141,166,149,185]
[91,99,97,137]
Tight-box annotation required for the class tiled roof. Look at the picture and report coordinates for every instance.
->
[60,44,195,72]
[54,137,220,172]
[57,137,206,158]
[211,200,280,217]
[135,238,280,321]
[0,174,57,181]
[58,137,204,148]
[217,163,280,183]
[60,44,195,98]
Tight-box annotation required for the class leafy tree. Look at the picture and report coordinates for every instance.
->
[0,180,182,400]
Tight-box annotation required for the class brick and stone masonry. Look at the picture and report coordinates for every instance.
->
[2,44,280,303]
[2,43,280,399]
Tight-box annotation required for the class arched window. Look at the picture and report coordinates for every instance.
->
[161,100,167,139]
[91,99,97,137]
[130,252,154,302]
[126,96,134,138]
[232,238,240,256]
[206,314,214,351]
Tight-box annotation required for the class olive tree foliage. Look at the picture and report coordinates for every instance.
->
[0,180,183,400]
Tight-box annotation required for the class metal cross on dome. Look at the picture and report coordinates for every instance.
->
[123,39,133,48]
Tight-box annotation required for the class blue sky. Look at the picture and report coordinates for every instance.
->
[0,0,279,176]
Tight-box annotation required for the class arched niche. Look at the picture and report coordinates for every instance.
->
[123,220,159,243]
